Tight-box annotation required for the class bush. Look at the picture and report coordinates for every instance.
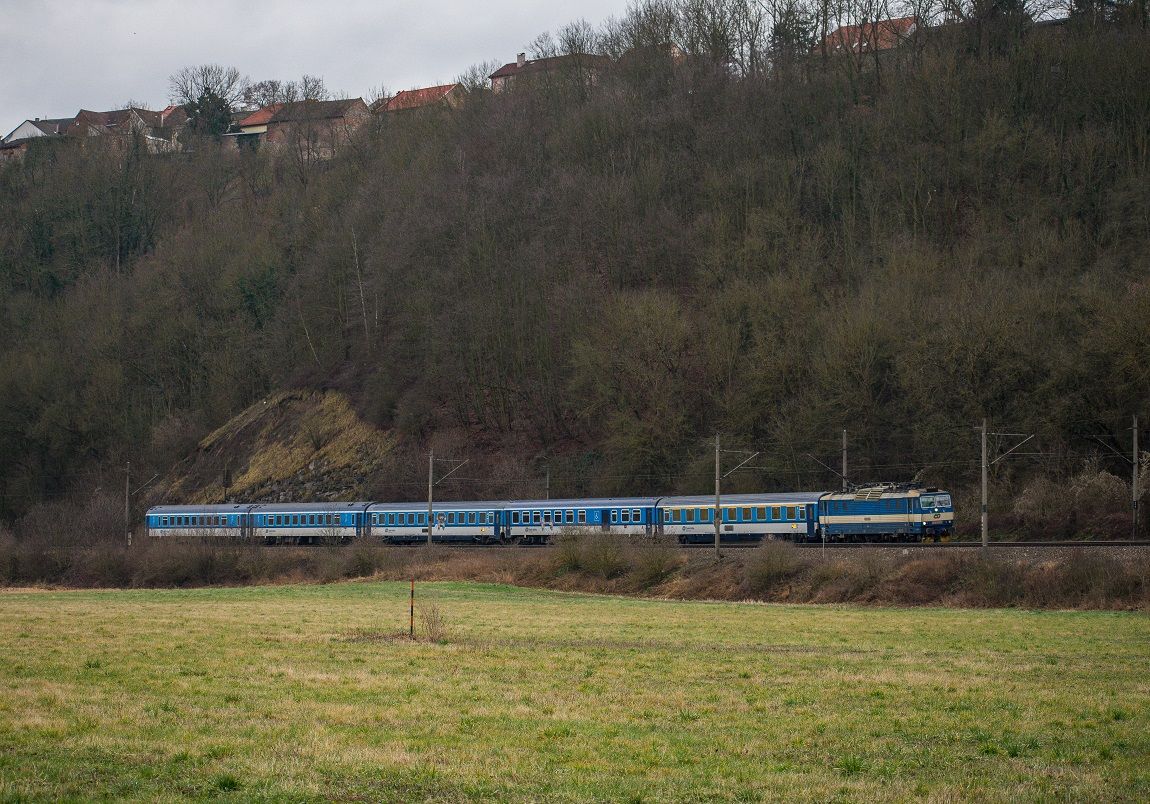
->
[554,534,631,580]
[627,541,680,590]
[744,542,804,596]
[960,557,1027,607]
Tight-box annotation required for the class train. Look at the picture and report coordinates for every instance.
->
[145,484,955,545]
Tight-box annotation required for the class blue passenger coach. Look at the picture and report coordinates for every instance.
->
[658,493,822,544]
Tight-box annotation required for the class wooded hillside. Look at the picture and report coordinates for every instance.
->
[1,8,1148,536]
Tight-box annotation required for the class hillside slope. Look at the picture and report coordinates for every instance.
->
[1,15,1148,535]
[157,390,396,505]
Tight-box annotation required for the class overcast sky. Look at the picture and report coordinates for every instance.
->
[0,0,623,129]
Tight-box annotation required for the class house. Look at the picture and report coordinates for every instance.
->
[376,83,464,113]
[0,138,31,163]
[819,15,918,54]
[227,103,285,149]
[64,107,184,152]
[263,98,370,161]
[2,116,74,144]
[488,52,612,93]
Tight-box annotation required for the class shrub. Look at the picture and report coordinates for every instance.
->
[554,534,631,580]
[419,602,450,642]
[960,556,1027,607]
[744,542,804,596]
[627,541,680,590]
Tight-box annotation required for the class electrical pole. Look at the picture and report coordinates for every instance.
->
[545,466,550,500]
[1134,415,1140,539]
[125,461,131,547]
[427,449,434,547]
[981,419,988,549]
[714,434,721,558]
[842,429,848,491]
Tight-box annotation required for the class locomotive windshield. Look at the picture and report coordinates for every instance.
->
[919,494,952,509]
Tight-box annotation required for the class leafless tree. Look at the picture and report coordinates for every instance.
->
[168,64,249,109]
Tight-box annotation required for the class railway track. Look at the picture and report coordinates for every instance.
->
[401,539,1150,549]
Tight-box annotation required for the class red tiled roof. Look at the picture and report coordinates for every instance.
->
[822,15,917,53]
[238,103,284,128]
[385,84,459,112]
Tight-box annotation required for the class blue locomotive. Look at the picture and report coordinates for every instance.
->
[146,484,954,544]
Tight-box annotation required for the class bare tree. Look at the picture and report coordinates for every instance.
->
[168,64,249,109]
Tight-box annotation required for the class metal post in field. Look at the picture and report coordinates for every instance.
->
[427,449,434,547]
[410,578,415,639]
[714,434,721,558]
[981,419,988,549]
[1133,415,1139,539]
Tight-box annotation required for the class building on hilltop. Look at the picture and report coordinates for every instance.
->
[2,116,74,144]
[488,52,612,93]
[818,15,919,54]
[263,98,370,162]
[373,83,464,114]
[65,107,185,153]
[226,103,285,150]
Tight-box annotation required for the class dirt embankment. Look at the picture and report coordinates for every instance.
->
[156,390,398,505]
[2,536,1147,610]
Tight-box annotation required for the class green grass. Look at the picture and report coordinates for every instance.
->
[1,582,1148,801]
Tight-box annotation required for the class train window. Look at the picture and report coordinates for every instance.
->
[772,507,781,521]
[742,507,752,521]
[469,512,477,525]
[703,509,712,523]
[543,511,552,525]
[511,511,520,525]
[757,507,766,521]
[620,510,630,524]
[684,509,693,523]
[161,517,168,527]
[554,510,563,523]
[788,506,797,520]
[532,511,541,525]
[564,510,572,524]
[577,510,587,524]
[610,510,619,524]
[799,508,806,520]
[632,508,641,522]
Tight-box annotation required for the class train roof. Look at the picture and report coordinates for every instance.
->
[149,502,373,515]
[660,492,825,506]
[251,502,372,512]
[502,496,662,509]
[148,503,257,515]
[823,486,944,501]
[366,500,507,511]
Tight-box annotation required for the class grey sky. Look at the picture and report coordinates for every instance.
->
[0,0,622,130]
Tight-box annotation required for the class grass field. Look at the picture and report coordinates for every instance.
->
[1,582,1147,801]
